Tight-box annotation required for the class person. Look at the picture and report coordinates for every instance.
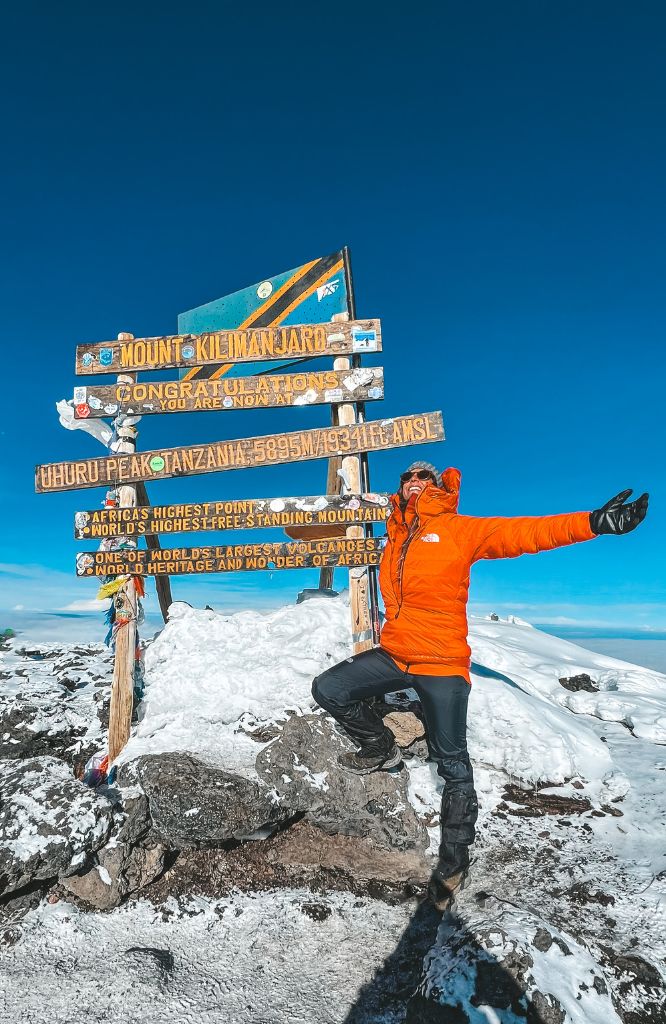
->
[312,462,648,910]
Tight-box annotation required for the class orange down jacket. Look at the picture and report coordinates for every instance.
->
[378,467,596,682]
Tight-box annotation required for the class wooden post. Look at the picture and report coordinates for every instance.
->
[338,373,373,655]
[108,335,139,764]
[343,246,381,648]
[318,446,343,590]
[318,313,374,654]
[135,480,173,622]
[318,311,348,592]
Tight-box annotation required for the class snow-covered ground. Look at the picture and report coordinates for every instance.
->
[2,890,419,1024]
[1,596,665,1022]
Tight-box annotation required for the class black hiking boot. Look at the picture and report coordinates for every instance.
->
[338,743,403,774]
[428,867,468,913]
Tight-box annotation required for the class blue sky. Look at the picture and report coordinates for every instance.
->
[1,2,663,631]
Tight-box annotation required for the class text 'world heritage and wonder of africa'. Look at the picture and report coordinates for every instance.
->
[76,537,387,577]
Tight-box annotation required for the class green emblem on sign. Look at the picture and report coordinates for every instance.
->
[149,456,165,472]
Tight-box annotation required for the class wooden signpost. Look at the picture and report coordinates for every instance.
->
[36,412,444,493]
[75,493,392,539]
[76,537,385,578]
[38,252,445,767]
[72,366,384,418]
[74,319,381,375]
[107,346,140,763]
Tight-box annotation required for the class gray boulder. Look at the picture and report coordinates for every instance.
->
[559,673,599,693]
[61,782,167,910]
[121,752,290,847]
[255,714,429,851]
[0,756,114,896]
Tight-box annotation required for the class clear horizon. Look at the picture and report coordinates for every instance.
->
[3,605,665,676]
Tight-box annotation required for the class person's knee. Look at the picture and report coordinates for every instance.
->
[436,754,474,786]
[312,666,343,710]
[311,673,326,706]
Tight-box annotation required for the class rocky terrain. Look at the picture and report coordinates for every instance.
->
[0,600,664,1023]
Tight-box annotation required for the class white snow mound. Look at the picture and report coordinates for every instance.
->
[119,598,666,792]
[119,598,351,770]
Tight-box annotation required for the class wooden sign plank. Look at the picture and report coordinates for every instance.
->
[75,493,392,539]
[74,319,382,376]
[75,537,386,577]
[36,411,444,493]
[72,367,385,419]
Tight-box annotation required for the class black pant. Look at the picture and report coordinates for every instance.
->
[312,647,478,878]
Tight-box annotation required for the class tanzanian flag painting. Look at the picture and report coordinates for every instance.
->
[178,249,349,381]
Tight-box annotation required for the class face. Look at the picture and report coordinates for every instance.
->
[400,469,436,502]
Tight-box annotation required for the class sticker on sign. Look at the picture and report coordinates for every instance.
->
[317,278,340,301]
[351,328,378,352]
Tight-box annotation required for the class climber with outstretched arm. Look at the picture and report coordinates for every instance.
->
[312,462,648,910]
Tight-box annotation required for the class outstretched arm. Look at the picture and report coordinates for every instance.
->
[468,488,648,562]
[469,511,596,562]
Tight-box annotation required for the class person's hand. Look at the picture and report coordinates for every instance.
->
[590,490,649,535]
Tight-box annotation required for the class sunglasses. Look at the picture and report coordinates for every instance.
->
[400,469,436,484]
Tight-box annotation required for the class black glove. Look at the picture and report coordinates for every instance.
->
[590,489,649,536]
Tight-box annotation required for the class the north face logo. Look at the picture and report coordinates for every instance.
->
[421,533,440,543]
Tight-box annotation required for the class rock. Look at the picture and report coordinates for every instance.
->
[93,690,111,732]
[0,644,111,771]
[299,901,331,921]
[60,860,117,910]
[234,712,283,744]
[559,673,599,692]
[0,757,114,896]
[474,948,532,1009]
[373,696,429,759]
[601,803,624,817]
[0,884,48,933]
[60,776,167,909]
[532,927,553,952]
[599,947,665,1024]
[62,840,167,910]
[144,820,430,906]
[407,898,617,1024]
[116,790,153,846]
[567,881,615,907]
[502,784,591,816]
[269,820,431,888]
[528,991,566,1024]
[123,844,166,893]
[612,953,663,992]
[255,714,429,852]
[0,693,93,767]
[122,752,289,848]
[405,994,469,1023]
[383,710,425,748]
